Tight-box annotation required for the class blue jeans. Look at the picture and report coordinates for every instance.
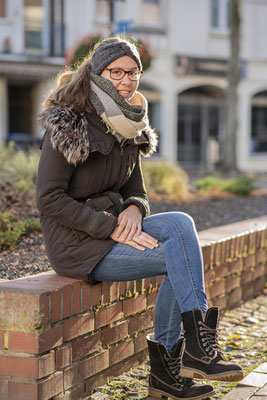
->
[91,212,208,353]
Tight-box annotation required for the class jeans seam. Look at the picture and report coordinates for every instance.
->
[150,216,202,311]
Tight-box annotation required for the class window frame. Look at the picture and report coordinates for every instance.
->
[210,0,230,34]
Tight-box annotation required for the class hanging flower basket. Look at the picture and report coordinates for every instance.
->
[133,38,153,72]
[64,35,103,70]
[65,34,153,72]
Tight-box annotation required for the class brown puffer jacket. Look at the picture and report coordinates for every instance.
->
[36,105,157,282]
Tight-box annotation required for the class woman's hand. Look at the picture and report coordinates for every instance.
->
[110,204,158,251]
[110,227,158,251]
[115,204,143,241]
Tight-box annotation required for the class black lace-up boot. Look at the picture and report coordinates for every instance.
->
[146,333,214,399]
[180,307,244,382]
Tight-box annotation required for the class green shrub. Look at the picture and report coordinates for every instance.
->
[142,160,189,199]
[195,176,255,196]
[0,211,25,250]
[194,176,224,191]
[0,143,40,196]
[222,177,255,196]
[0,212,41,250]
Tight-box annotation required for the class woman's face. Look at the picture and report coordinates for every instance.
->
[100,56,139,101]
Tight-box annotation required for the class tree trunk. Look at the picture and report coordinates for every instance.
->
[224,0,241,172]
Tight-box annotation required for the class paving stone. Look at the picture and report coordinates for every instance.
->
[220,386,257,400]
[238,372,267,388]
[254,364,267,374]
[255,384,267,396]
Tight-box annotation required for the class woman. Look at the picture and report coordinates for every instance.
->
[37,36,243,400]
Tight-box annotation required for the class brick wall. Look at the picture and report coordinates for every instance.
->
[0,216,266,400]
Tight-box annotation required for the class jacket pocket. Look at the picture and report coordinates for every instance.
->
[75,195,116,242]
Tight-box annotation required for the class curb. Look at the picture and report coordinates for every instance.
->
[221,363,267,399]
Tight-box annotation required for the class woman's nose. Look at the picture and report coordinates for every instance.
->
[121,73,132,84]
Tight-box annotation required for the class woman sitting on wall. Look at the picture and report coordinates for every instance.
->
[37,36,243,400]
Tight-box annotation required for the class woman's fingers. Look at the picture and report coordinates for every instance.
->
[132,232,159,249]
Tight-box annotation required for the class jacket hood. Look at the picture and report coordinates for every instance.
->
[39,104,158,166]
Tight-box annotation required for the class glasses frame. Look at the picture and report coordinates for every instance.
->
[105,68,143,81]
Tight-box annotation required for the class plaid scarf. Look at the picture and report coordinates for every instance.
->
[89,72,149,142]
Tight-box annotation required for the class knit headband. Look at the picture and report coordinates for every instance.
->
[91,38,142,75]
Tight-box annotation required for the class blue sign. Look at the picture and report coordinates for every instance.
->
[114,20,133,34]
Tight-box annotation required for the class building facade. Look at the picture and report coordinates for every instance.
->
[0,0,266,172]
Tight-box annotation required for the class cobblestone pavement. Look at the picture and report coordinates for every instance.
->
[91,292,267,399]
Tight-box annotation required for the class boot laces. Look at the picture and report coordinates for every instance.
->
[164,354,192,386]
[199,322,224,357]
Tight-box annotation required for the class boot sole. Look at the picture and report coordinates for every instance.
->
[180,367,244,382]
[148,386,215,400]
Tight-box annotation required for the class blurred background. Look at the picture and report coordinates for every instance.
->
[0,0,266,174]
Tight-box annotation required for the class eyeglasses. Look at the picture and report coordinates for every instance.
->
[105,68,143,81]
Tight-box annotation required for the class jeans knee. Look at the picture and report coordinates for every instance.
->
[164,212,197,238]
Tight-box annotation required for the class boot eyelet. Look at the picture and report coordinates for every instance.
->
[198,321,201,325]
[200,332,203,336]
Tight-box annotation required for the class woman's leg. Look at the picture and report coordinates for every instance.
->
[91,211,208,352]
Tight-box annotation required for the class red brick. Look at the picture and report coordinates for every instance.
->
[102,282,110,304]
[63,312,94,342]
[38,371,63,399]
[51,289,61,323]
[253,276,266,295]
[156,275,164,286]
[72,281,82,315]
[0,380,7,399]
[64,364,79,390]
[134,330,152,353]
[123,293,147,317]
[0,356,38,378]
[39,325,63,353]
[118,281,126,298]
[227,287,242,309]
[101,322,128,347]
[72,332,101,361]
[252,264,265,280]
[241,268,253,284]
[0,353,54,379]
[95,302,123,329]
[209,280,225,299]
[56,344,72,370]
[135,279,144,294]
[53,383,84,400]
[0,288,49,330]
[109,339,134,366]
[242,283,255,301]
[204,268,215,283]
[248,231,257,252]
[256,249,267,264]
[82,281,91,311]
[244,254,256,268]
[225,275,240,292]
[202,245,212,268]
[39,352,55,378]
[8,381,38,400]
[147,290,157,307]
[92,284,101,307]
[128,310,154,336]
[213,264,228,279]
[228,258,243,274]
[110,282,119,302]
[79,351,109,381]
[8,331,39,353]
[210,296,227,311]
[0,330,5,350]
[84,350,147,395]
[62,285,72,319]
[143,278,151,290]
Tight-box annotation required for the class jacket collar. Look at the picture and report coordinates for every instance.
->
[39,104,158,166]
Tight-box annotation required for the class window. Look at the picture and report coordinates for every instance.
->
[24,0,44,52]
[96,0,111,23]
[0,0,6,18]
[49,0,65,57]
[211,0,230,31]
[251,91,267,153]
[141,0,161,25]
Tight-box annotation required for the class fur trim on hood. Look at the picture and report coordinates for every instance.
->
[39,105,158,165]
